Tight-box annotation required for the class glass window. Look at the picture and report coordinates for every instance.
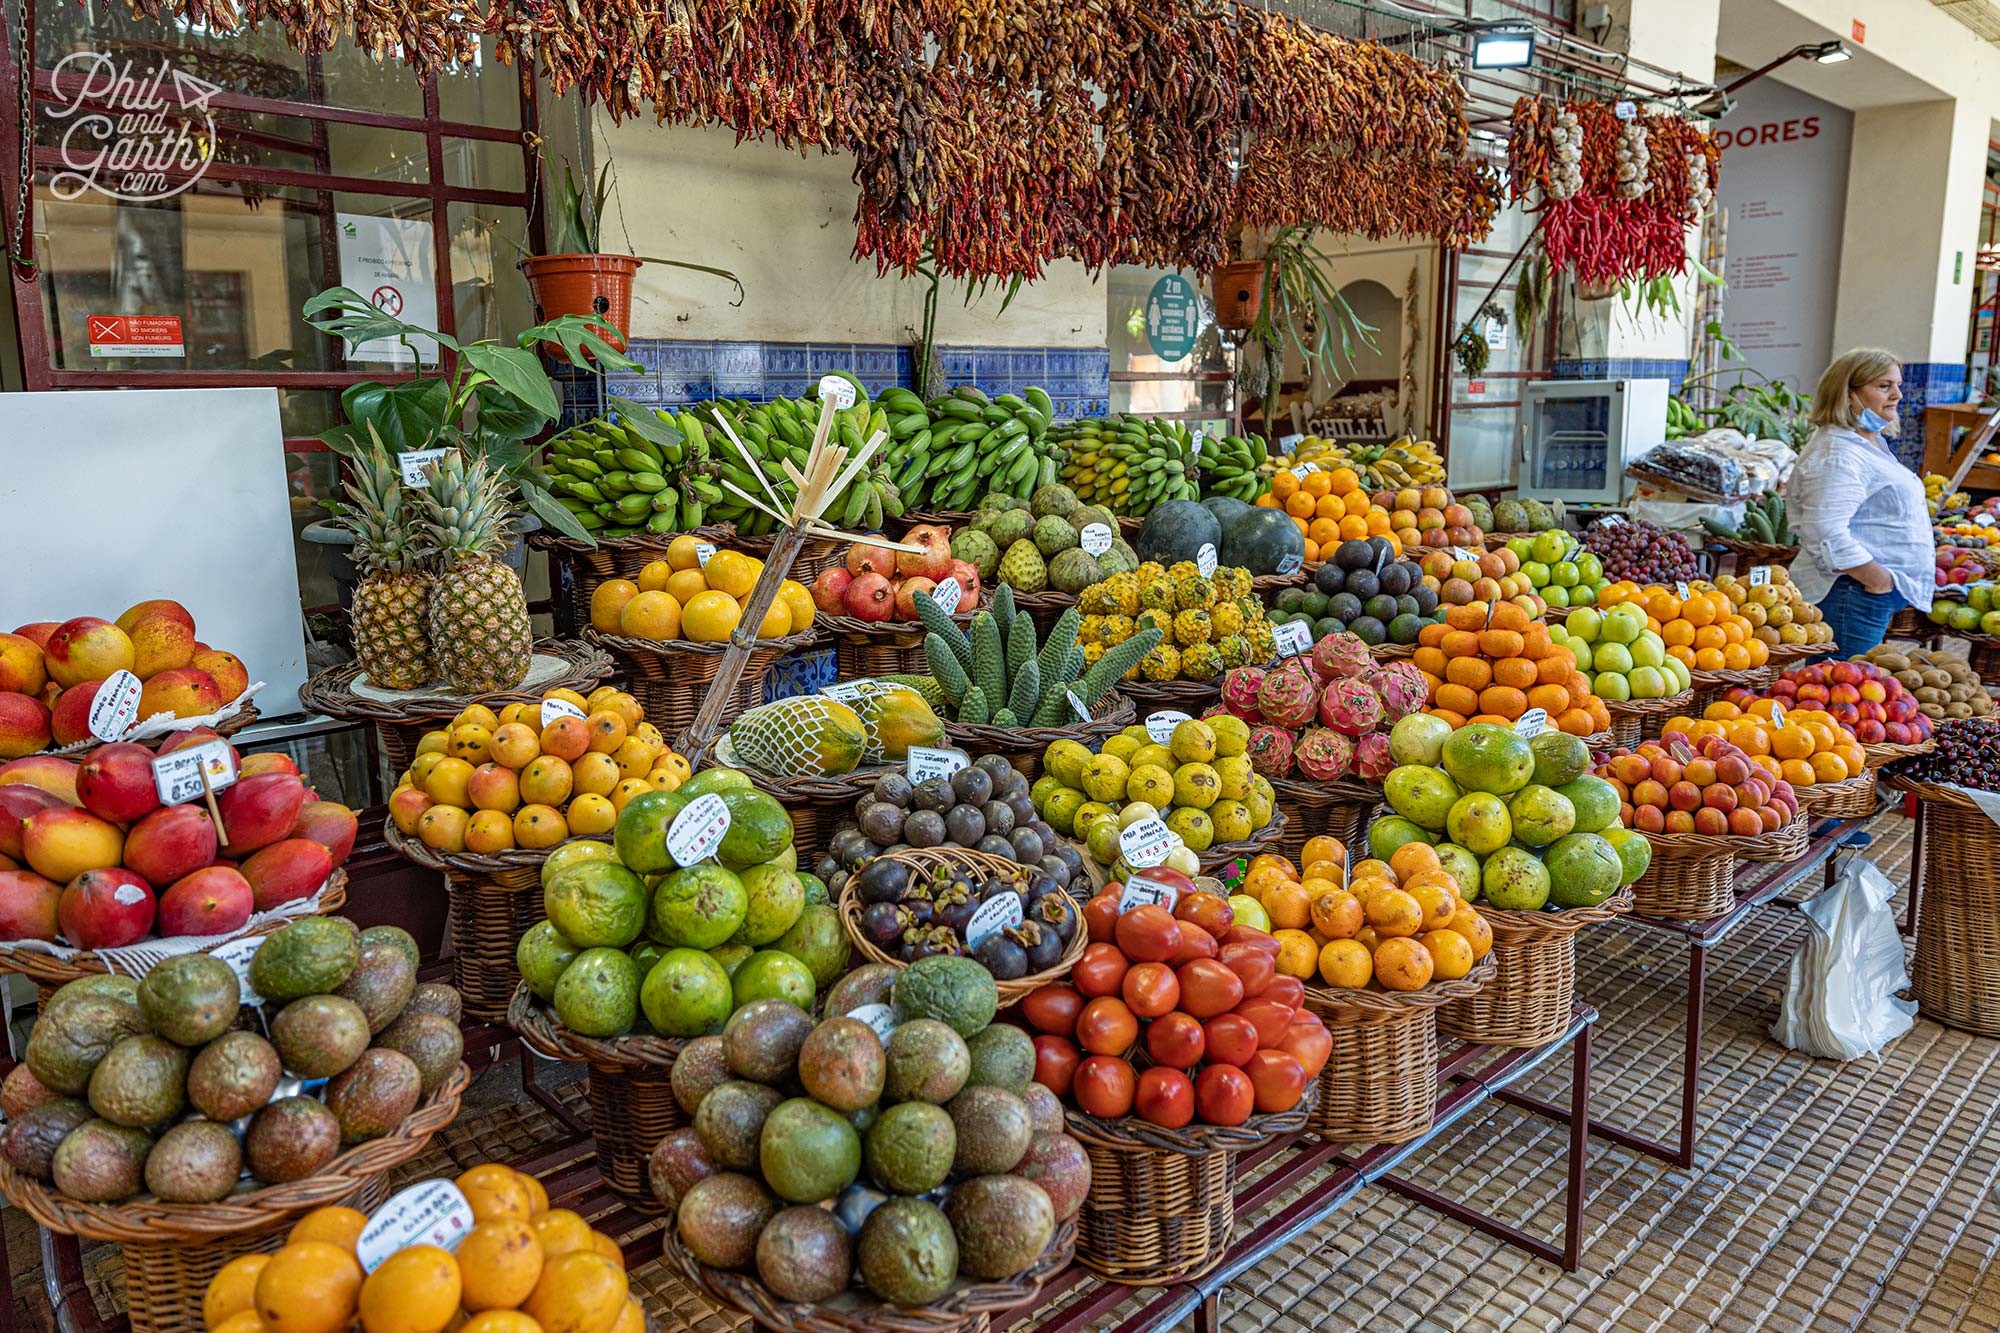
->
[447,201,535,345]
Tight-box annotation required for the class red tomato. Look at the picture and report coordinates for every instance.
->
[1072,943,1130,999]
[1195,1063,1255,1126]
[1075,996,1139,1056]
[1020,984,1083,1037]
[1084,892,1122,944]
[1168,920,1220,966]
[1262,975,1305,1010]
[1144,1011,1206,1069]
[1115,904,1183,963]
[1218,941,1275,998]
[1202,1012,1260,1068]
[1233,996,1295,1048]
[1032,1035,1080,1097]
[1175,958,1245,1019]
[1243,1049,1309,1114]
[1134,1067,1195,1128]
[1173,891,1235,936]
[1072,1055,1137,1118]
[1278,1019,1333,1080]
[1120,961,1181,1019]
[1218,926,1282,958]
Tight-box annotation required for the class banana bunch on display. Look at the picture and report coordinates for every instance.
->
[885,386,1061,513]
[546,412,705,537]
[1665,397,1702,440]
[704,389,906,535]
[1051,416,1200,516]
[1195,431,1271,503]
[1924,473,1969,518]
[1261,435,1445,489]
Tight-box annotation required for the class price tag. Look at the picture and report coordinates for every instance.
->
[907,745,968,783]
[666,792,731,866]
[1514,707,1549,739]
[1272,620,1313,657]
[1288,462,1319,479]
[1120,817,1178,869]
[1669,738,1695,763]
[847,1003,898,1041]
[152,739,238,805]
[823,679,883,702]
[357,1181,477,1272]
[1196,543,1218,577]
[1615,100,1638,120]
[1079,523,1114,557]
[931,578,963,615]
[1976,513,1995,528]
[397,448,449,487]
[1749,565,1771,587]
[1279,433,1304,449]
[88,671,142,742]
[1450,546,1477,562]
[1276,551,1303,575]
[540,698,588,728]
[210,934,265,1006]
[1770,702,1787,728]
[1675,581,1692,600]
[1191,429,1206,450]
[1118,874,1176,910]
[693,541,716,568]
[1145,710,1194,744]
[1067,690,1090,722]
[965,893,1024,949]
[1600,513,1626,527]
[818,375,857,411]
[1562,538,1581,563]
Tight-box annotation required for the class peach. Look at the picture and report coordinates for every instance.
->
[128,614,196,680]
[1693,807,1729,836]
[0,755,81,805]
[158,865,251,937]
[214,773,308,854]
[138,667,223,722]
[0,633,46,696]
[125,804,220,886]
[114,600,196,635]
[75,742,162,823]
[292,800,358,866]
[49,681,104,748]
[240,838,333,911]
[0,869,61,942]
[20,806,124,882]
[58,868,155,948]
[0,693,52,759]
[239,753,299,779]
[44,618,134,690]
[190,649,248,703]
[0,785,62,859]
[12,623,56,649]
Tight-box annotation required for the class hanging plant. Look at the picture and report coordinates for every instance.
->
[1243,225,1379,425]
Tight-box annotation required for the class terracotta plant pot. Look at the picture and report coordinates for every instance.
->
[1211,260,1266,330]
[1575,274,1620,301]
[519,253,641,356]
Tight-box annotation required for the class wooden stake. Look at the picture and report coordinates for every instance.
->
[200,766,229,848]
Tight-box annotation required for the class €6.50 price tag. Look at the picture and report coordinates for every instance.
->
[907,745,968,783]
[152,738,239,805]
[357,1181,477,1272]
[666,793,731,865]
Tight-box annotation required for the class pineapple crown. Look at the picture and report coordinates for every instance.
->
[420,450,517,563]
[338,442,433,578]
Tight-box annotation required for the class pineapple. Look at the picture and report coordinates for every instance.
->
[418,451,533,695]
[339,445,435,690]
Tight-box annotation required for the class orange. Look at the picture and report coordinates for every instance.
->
[665,532,709,571]
[1309,890,1363,939]
[532,1209,597,1259]
[288,1206,367,1254]
[1420,928,1475,981]
[1300,469,1333,498]
[358,1245,460,1333]
[1270,470,1299,500]
[461,1315,547,1333]
[459,1164,535,1224]
[213,1314,270,1333]
[1329,466,1360,495]
[1478,685,1528,719]
[1250,852,1299,877]
[1447,905,1493,959]
[1308,517,1339,547]
[205,1254,270,1328]
[635,559,675,593]
[1407,882,1458,931]
[1272,928,1319,979]
[618,590,682,641]
[751,596,793,639]
[681,590,743,643]
[1373,936,1435,991]
[1363,887,1423,938]
[458,1219,546,1312]
[1312,492,1343,520]
[701,549,761,599]
[1241,862,1295,903]
[663,568,710,606]
[589,579,638,633]
[523,1252,627,1333]
[1286,491,1316,519]
[1810,751,1850,782]
[590,1232,626,1270]
[520,1170,550,1217]
[1388,841,1440,880]
[1263,881,1312,930]
[778,579,816,632]
[1493,657,1538,690]
[1318,937,1373,987]
[254,1242,363,1333]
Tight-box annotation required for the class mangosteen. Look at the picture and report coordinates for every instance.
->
[981,800,1016,837]
[1007,794,1035,825]
[933,886,977,938]
[860,903,906,947]
[972,932,1029,981]
[860,802,907,846]
[976,834,1016,859]
[1017,921,1063,973]
[830,828,871,869]
[853,858,911,905]
[974,754,1015,783]
[911,928,963,960]
[950,767,994,807]
[904,896,935,929]
[944,805,987,847]
[913,778,956,813]
[1025,871,1062,904]
[903,809,948,849]
[873,772,915,807]
[1033,892,1079,944]
[1009,828,1046,866]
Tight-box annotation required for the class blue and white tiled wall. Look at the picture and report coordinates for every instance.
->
[1551,357,1690,393]
[1893,362,1967,469]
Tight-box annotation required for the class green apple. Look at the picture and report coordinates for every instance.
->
[1665,657,1692,691]
[1544,584,1571,607]
[1628,631,1665,669]
[1593,641,1633,674]
[1551,562,1580,588]
[1628,665,1667,698]
[1507,537,1534,562]
[1600,605,1645,645]
[1548,622,1571,645]
[1530,530,1569,563]
[1521,560,1551,587]
[1594,670,1632,702]
[1568,639,1595,671]
[1566,607,1602,642]
[1576,552,1603,582]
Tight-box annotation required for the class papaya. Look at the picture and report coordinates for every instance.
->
[848,687,944,763]
[727,698,865,778]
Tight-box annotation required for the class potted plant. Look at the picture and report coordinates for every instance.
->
[1237,225,1377,426]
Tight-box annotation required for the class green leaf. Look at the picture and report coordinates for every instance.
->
[472,381,546,442]
[337,378,452,452]
[608,398,685,450]
[517,315,642,374]
[520,478,596,545]
[304,286,459,354]
[462,344,559,421]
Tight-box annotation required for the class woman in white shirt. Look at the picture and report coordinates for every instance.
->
[1787,349,1933,658]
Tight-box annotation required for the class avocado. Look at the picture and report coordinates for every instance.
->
[358,925,421,971]
[324,1048,422,1143]
[45,974,141,1015]
[890,955,998,1038]
[858,1196,958,1304]
[963,1024,1035,1093]
[136,955,240,1046]
[755,1206,852,1303]
[403,982,462,1024]
[51,1120,153,1202]
[86,1035,188,1127]
[333,944,417,1034]
[249,918,359,1003]
[144,1120,243,1203]
[187,1031,282,1122]
[374,1013,463,1098]
[881,1020,970,1105]
[0,1064,56,1120]
[946,1175,1054,1279]
[245,1097,341,1182]
[269,995,371,1079]
[0,1098,93,1180]
[27,994,150,1095]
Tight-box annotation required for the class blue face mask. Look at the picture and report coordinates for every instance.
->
[1857,406,1894,434]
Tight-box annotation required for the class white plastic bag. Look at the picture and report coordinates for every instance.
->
[1772,856,1916,1060]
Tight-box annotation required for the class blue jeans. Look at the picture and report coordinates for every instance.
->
[1812,575,1904,660]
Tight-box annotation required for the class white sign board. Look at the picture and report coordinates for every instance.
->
[337,213,439,367]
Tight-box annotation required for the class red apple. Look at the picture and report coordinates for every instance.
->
[846,540,897,578]
[158,865,253,937]
[843,572,895,623]
[76,742,163,824]
[58,868,156,948]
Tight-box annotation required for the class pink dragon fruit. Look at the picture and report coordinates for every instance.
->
[1293,728,1355,781]
[1317,676,1384,736]
[1312,632,1374,681]
[1369,661,1430,720]
[1352,732,1394,781]
[1221,667,1268,722]
[1245,725,1296,779]
[1256,659,1321,729]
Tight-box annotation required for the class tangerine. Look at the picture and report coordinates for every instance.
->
[1272,928,1319,979]
[1387,842,1441,879]
[681,591,743,643]
[1407,882,1458,931]
[288,1206,367,1253]
[459,1164,535,1224]
[523,1253,628,1333]
[204,1254,269,1328]
[357,1245,460,1333]
[1447,906,1494,959]
[1309,890,1364,939]
[618,590,682,641]
[664,568,710,606]
[532,1209,597,1258]
[701,550,762,598]
[635,560,674,593]
[664,533,708,571]
[458,1219,546,1311]
[1318,938,1373,987]
[254,1243,362,1333]
[1373,936,1435,991]
[589,580,638,633]
[778,579,816,632]
[1419,929,1475,980]
[1263,881,1312,930]
[1363,888,1423,938]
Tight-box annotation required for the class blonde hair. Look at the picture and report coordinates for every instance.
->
[1808,348,1901,430]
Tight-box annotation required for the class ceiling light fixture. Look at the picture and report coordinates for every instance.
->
[1470,24,1537,69]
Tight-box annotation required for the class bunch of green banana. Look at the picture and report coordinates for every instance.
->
[1196,432,1271,504]
[884,385,1060,513]
[703,387,907,536]
[1051,416,1199,517]
[1666,397,1702,440]
[545,407,703,538]
[1700,491,1795,545]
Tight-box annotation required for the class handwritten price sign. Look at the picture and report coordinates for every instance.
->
[151,739,238,805]
[666,793,731,865]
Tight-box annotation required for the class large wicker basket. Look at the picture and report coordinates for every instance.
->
[1889,775,2000,1037]
[1685,664,1775,716]
[1438,891,1633,1047]
[1601,688,1696,748]
[528,523,738,629]
[583,626,817,743]
[1119,677,1225,711]
[815,603,979,679]
[1861,736,1936,769]
[1794,767,1879,819]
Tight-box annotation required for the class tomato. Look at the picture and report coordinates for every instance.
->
[1020,984,1083,1037]
[1120,961,1181,1019]
[1278,1019,1333,1080]
[1174,958,1245,1019]
[1075,996,1139,1056]
[1218,941,1275,998]
[1263,974,1305,1010]
[1218,925,1283,958]
[1168,920,1219,966]
[1114,904,1183,963]
[1134,1067,1195,1128]
[1243,1049,1309,1114]
[1233,996,1295,1048]
[1084,892,1122,944]
[1173,891,1235,936]
[1143,1011,1206,1069]
[1072,943,1130,998]
[1202,1012,1260,1068]
[1032,1035,1080,1097]
[1072,1055,1137,1118]
[1195,1063,1255,1126]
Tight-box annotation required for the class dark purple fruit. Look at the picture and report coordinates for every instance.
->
[861,903,905,946]
[873,772,915,807]
[912,778,955,813]
[944,804,986,847]
[903,809,947,849]
[950,766,993,806]
[981,799,1015,836]
[853,858,910,905]
[972,933,1028,980]
[1019,921,1062,972]
[860,802,907,845]
[830,828,872,869]
[1009,828,1046,865]
[1007,793,1035,824]
[974,754,1015,784]
[976,834,1015,859]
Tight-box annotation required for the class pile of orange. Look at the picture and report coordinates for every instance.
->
[1259,467,1401,565]
[590,535,815,643]
[1412,600,1612,735]
[1665,698,1866,786]
[1596,581,1772,672]
[202,1164,639,1333]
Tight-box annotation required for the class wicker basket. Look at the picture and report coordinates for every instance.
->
[941,691,1136,779]
[1862,736,1936,769]
[1686,664,1775,716]
[1627,832,1737,920]
[1267,776,1381,860]
[1196,807,1288,877]
[837,847,1085,1005]
[528,523,738,628]
[1438,891,1633,1047]
[1888,776,2000,1036]
[1005,587,1082,635]
[1601,688,1696,748]
[1794,767,1879,818]
[582,626,816,740]
[815,603,978,679]
[1762,640,1833,666]
[1706,534,1800,566]
[1064,1087,1315,1284]
[1119,677,1224,711]
[510,984,684,1210]
[1368,641,1418,660]
[1300,953,1494,1144]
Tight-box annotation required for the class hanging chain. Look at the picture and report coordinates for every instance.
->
[6,0,32,272]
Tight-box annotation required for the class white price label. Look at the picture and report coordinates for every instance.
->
[1117,873,1176,910]
[818,375,858,411]
[1675,582,1692,600]
[1514,707,1549,739]
[1288,462,1319,479]
[1770,702,1787,728]
[1669,738,1695,763]
[1079,523,1114,557]
[823,679,883,702]
[1600,513,1626,527]
[1562,539,1581,563]
[357,1181,476,1272]
[1191,429,1206,450]
[88,671,143,742]
[1276,551,1303,575]
[1145,710,1194,745]
[152,739,238,805]
[1196,543,1219,577]
[1615,100,1638,120]
[906,745,968,784]
[1749,565,1771,587]
[1279,433,1304,449]
[964,893,1024,949]
[847,1003,898,1041]
[210,934,265,1006]
[1976,513,1995,528]
[666,792,731,866]
[1450,546,1478,562]
[398,448,449,487]
[540,698,588,728]
[693,541,716,568]
[1119,817,1178,870]
[931,577,963,615]
[1273,620,1313,657]
[1067,690,1090,722]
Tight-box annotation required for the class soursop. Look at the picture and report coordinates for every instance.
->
[981,492,1030,513]
[951,529,1001,581]
[1030,484,1081,519]
[1521,498,1554,529]
[1049,548,1105,595]
[1491,499,1528,533]
[1033,515,1079,558]
[989,509,1033,548]
[997,539,1048,594]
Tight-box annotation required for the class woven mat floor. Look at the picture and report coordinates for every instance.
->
[14,801,1998,1333]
